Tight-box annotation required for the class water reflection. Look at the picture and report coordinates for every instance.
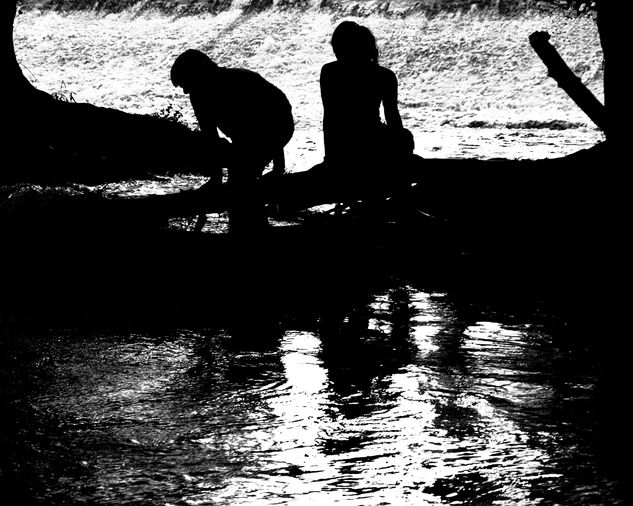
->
[0,281,628,505]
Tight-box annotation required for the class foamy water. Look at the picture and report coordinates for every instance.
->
[14,7,604,171]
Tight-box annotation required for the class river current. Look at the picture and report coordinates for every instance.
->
[15,5,603,170]
[2,5,628,506]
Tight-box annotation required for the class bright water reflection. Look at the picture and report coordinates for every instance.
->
[0,285,626,505]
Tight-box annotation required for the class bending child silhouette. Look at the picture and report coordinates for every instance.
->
[320,21,413,179]
[171,49,294,233]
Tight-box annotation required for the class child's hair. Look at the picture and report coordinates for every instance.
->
[171,49,218,87]
[358,25,379,64]
[331,21,379,64]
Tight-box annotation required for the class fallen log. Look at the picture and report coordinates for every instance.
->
[2,140,622,247]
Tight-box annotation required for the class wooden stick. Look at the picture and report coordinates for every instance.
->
[529,31,607,131]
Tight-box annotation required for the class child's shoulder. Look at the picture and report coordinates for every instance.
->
[376,65,398,83]
[377,65,396,76]
[320,61,339,72]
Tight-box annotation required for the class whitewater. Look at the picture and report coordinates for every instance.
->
[14,5,604,174]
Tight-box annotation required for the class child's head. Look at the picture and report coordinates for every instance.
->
[357,25,378,64]
[331,22,378,64]
[331,21,359,62]
[171,49,219,94]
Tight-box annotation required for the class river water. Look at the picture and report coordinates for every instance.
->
[14,4,603,170]
[3,5,629,506]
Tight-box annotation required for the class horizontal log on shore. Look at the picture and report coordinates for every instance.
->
[2,142,624,236]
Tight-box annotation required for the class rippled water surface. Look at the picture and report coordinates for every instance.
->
[1,281,629,505]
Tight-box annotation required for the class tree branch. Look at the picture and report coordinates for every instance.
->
[529,30,607,131]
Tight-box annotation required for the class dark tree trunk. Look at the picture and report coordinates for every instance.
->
[3,1,30,93]
[597,0,630,156]
[3,0,209,186]
[3,1,52,113]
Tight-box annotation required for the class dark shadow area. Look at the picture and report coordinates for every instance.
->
[4,92,212,187]
[316,284,417,419]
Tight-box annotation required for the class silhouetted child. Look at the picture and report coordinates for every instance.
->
[320,21,413,178]
[171,49,294,233]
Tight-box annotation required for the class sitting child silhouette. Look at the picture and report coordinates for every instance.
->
[320,21,413,174]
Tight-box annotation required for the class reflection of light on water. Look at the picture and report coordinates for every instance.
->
[270,331,329,460]
[463,321,556,405]
[8,286,620,504]
[410,290,444,354]
[265,331,335,476]
[204,290,558,503]
[382,291,555,503]
[56,339,197,428]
